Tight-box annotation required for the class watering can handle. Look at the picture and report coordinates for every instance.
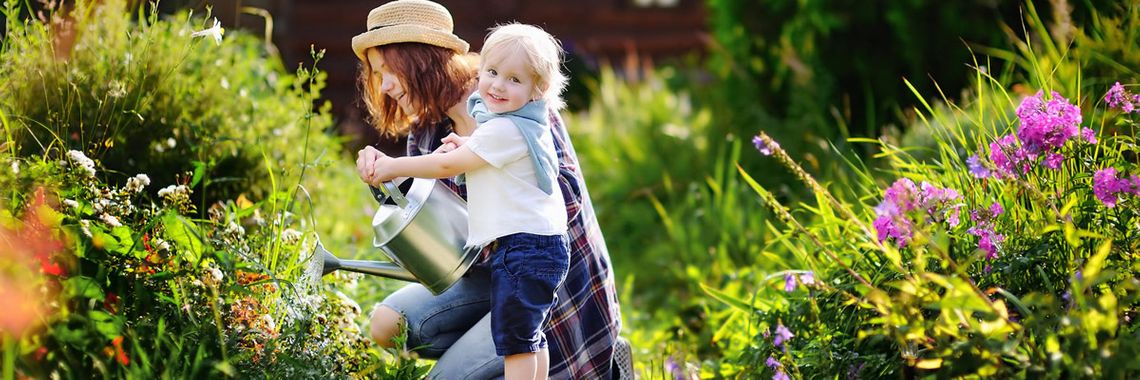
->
[377,179,409,208]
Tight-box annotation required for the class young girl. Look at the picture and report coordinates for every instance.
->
[362,23,570,380]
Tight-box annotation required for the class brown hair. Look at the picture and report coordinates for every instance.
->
[357,43,478,137]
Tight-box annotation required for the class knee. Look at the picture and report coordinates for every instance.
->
[369,305,404,348]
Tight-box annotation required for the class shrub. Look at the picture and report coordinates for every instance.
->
[0,0,335,206]
[722,18,1140,380]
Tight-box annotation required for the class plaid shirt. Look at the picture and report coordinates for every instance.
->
[395,112,622,379]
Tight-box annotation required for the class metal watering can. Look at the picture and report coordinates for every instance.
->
[312,178,480,295]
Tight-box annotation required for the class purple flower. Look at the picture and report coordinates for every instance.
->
[989,202,1004,216]
[753,135,778,156]
[773,370,790,380]
[1104,82,1137,113]
[1081,127,1098,144]
[873,178,963,246]
[784,272,796,292]
[1105,82,1127,107]
[766,356,782,369]
[799,271,815,286]
[773,323,794,347]
[1043,153,1065,170]
[1015,90,1082,155]
[665,356,685,380]
[966,154,991,178]
[989,134,1030,177]
[968,202,1004,260]
[1093,167,1129,207]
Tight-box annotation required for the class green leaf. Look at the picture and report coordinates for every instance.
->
[63,276,105,302]
[700,282,773,312]
[1082,239,1112,290]
[111,225,137,256]
[191,160,207,188]
[162,211,204,262]
[89,311,123,339]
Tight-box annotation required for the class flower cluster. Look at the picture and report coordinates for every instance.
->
[157,184,193,213]
[1092,167,1140,208]
[752,135,779,156]
[63,150,97,178]
[967,203,1005,262]
[760,322,795,380]
[970,91,1095,178]
[1105,82,1140,113]
[783,271,814,292]
[873,178,962,247]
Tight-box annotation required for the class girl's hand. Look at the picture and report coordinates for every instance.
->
[356,146,382,184]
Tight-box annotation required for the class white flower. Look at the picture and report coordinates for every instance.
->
[261,314,276,330]
[79,220,93,237]
[125,174,151,193]
[99,213,122,227]
[281,228,302,245]
[66,150,96,177]
[223,221,245,237]
[107,80,127,98]
[191,18,225,45]
[153,238,171,252]
[208,267,224,283]
[63,199,79,210]
[10,160,18,175]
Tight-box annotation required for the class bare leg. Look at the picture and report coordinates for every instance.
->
[504,352,538,380]
[535,348,549,380]
[369,305,404,348]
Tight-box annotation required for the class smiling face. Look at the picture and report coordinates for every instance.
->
[366,48,414,115]
[477,50,541,114]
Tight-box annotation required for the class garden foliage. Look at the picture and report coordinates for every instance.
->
[571,0,1140,377]
[716,2,1140,378]
[0,1,421,378]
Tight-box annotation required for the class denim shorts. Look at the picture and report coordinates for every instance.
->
[489,233,570,356]
[379,264,505,379]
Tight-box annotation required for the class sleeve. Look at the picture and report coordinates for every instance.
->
[464,118,529,169]
[548,110,583,222]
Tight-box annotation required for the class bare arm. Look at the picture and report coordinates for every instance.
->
[369,145,487,186]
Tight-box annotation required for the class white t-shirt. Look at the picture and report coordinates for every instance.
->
[463,117,567,248]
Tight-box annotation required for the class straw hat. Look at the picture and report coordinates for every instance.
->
[351,0,469,61]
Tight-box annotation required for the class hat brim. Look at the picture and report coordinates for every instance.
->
[352,24,469,62]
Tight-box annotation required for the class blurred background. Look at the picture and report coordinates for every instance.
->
[3,0,1139,377]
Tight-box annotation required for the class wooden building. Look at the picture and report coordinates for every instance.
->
[211,0,707,150]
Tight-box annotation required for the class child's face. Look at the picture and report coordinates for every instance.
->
[477,53,540,114]
[366,48,413,115]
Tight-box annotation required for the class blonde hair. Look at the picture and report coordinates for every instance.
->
[480,23,567,110]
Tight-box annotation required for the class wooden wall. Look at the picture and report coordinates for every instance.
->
[211,0,707,151]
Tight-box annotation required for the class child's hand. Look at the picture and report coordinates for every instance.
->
[434,142,458,154]
[438,133,468,152]
[369,153,398,186]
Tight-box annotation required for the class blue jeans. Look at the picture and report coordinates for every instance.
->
[489,233,570,356]
[380,264,504,379]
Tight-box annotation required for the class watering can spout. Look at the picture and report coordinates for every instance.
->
[313,238,419,283]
